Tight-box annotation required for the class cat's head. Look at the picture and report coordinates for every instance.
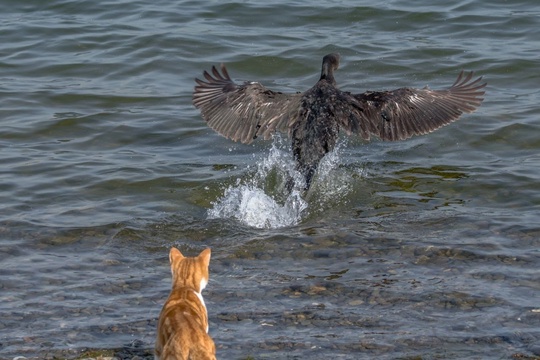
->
[169,247,211,293]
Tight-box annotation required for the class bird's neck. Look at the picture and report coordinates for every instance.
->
[320,64,336,85]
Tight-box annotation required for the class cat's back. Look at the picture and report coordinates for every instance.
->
[158,287,209,337]
[157,289,216,360]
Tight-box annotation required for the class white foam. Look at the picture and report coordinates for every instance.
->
[208,184,307,229]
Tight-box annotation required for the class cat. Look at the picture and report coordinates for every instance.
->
[155,247,216,360]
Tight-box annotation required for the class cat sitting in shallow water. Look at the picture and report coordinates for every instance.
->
[155,247,216,360]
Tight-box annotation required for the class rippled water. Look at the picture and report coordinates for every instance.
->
[1,1,540,359]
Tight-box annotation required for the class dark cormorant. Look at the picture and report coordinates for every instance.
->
[192,53,486,190]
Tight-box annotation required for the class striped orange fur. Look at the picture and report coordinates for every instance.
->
[155,247,216,360]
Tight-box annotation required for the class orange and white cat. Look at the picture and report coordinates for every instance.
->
[155,247,216,360]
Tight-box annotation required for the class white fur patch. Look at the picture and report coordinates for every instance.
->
[200,277,208,291]
[193,288,209,333]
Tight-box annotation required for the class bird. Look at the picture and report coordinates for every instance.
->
[192,53,486,190]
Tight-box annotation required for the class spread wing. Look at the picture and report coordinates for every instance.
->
[340,71,486,141]
[192,64,303,144]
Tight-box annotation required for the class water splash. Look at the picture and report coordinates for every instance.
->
[207,184,307,229]
[305,140,361,211]
[208,136,358,229]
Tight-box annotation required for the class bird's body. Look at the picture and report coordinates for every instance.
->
[292,78,344,187]
[192,53,486,190]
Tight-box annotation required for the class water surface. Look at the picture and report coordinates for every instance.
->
[1,0,539,359]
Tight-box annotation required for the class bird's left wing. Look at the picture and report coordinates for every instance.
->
[192,64,303,144]
[338,71,486,141]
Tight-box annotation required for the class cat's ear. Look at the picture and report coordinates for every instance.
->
[169,247,184,264]
[199,248,211,267]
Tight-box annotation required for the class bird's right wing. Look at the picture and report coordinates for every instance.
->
[192,64,303,144]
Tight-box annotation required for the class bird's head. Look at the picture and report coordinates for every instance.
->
[320,53,340,83]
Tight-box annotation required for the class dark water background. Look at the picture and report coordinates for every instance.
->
[1,1,539,359]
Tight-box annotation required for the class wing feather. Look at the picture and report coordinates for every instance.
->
[193,64,302,144]
[343,71,486,141]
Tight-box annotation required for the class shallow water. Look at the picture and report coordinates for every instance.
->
[1,0,540,359]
